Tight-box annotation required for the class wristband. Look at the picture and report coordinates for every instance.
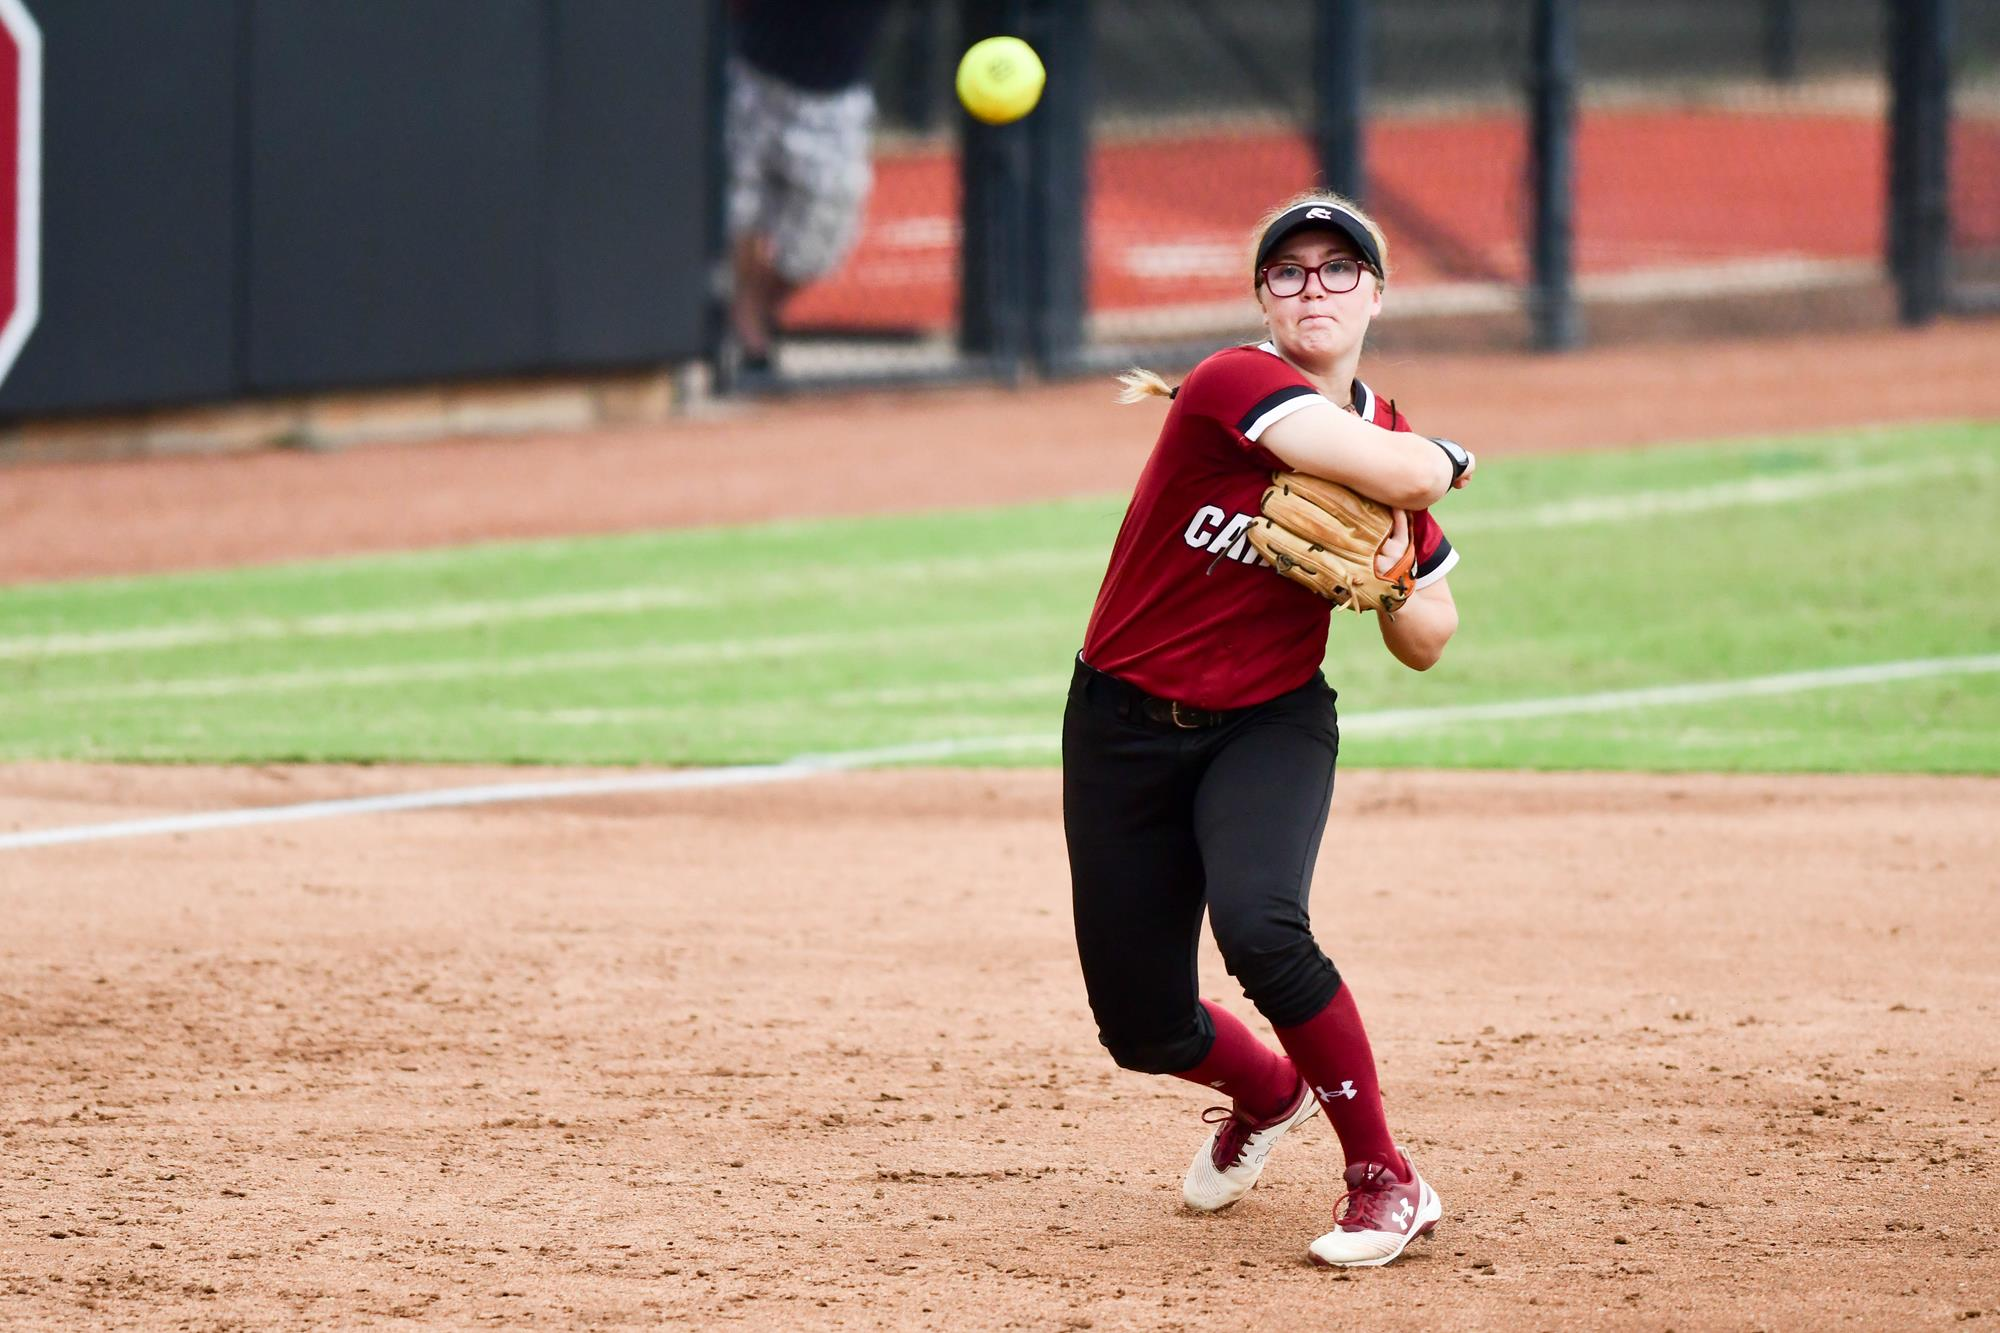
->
[1431,437,1472,482]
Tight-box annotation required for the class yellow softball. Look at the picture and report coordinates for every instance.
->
[955,36,1045,125]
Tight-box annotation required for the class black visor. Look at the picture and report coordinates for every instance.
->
[1253,202,1383,280]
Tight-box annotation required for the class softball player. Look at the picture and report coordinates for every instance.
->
[1063,191,1472,1268]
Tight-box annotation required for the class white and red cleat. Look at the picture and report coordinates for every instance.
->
[1181,1079,1319,1213]
[1306,1148,1441,1267]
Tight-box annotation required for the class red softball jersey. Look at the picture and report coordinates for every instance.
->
[1080,342,1458,711]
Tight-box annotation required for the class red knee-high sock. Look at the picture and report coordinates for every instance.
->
[1273,984,1401,1171]
[1172,1000,1299,1119]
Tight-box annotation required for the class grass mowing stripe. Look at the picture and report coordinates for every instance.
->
[5,613,1074,706]
[2,448,1984,659]
[1442,455,1991,532]
[484,671,1078,723]
[0,550,1104,659]
[433,653,1998,730]
[0,587,712,658]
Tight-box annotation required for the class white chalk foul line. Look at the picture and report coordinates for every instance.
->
[0,732,1064,844]
[2,455,1986,663]
[4,653,1993,853]
[0,735,1058,851]
[1338,654,2000,733]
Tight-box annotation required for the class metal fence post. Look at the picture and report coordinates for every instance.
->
[886,1,949,133]
[1527,0,1580,350]
[703,0,734,392]
[1024,0,1089,374]
[958,0,1031,378]
[1314,0,1368,199]
[1763,0,1799,83]
[1887,0,1951,325]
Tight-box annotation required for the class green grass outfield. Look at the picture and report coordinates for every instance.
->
[3,422,1996,773]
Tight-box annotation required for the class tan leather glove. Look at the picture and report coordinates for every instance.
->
[1246,471,1416,615]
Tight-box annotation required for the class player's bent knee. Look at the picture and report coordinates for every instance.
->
[1100,1024,1210,1076]
[1224,939,1342,1030]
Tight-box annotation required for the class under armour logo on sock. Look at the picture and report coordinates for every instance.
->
[1316,1080,1357,1102]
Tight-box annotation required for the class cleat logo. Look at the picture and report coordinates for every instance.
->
[1316,1081,1357,1102]
[1394,1198,1415,1232]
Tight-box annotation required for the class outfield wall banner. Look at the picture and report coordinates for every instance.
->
[0,0,39,388]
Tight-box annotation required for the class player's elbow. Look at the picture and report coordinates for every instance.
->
[1386,601,1457,670]
[1395,640,1446,672]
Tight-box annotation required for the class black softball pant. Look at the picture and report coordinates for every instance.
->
[1061,655,1345,1075]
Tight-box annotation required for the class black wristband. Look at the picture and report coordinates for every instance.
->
[1431,437,1472,482]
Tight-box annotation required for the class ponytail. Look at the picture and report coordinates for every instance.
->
[1115,367,1176,404]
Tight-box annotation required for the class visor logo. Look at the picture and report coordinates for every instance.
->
[1305,207,1333,220]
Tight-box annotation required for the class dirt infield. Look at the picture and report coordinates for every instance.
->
[3,324,1999,1328]
[2,765,1995,1329]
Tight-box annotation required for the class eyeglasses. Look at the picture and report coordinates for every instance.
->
[1258,258,1374,298]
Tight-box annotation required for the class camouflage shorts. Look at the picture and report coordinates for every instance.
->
[726,56,874,284]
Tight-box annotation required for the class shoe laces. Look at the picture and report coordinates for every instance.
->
[1333,1159,1404,1232]
[1201,1105,1258,1171]
[1201,1087,1301,1172]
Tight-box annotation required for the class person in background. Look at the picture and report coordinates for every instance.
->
[724,0,896,378]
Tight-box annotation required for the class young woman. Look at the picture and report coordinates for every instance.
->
[1062,191,1473,1268]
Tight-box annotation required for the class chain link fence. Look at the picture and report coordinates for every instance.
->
[738,0,1992,391]
[1081,0,1900,362]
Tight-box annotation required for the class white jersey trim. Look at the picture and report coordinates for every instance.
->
[1353,378,1377,421]
[1242,390,1331,442]
[1413,545,1459,589]
[1254,342,1376,424]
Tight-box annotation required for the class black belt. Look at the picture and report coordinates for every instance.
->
[1074,658,1236,730]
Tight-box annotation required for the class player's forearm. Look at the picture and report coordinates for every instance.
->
[1261,407,1455,510]
[1378,586,1457,670]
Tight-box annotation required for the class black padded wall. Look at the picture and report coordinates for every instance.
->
[244,0,548,390]
[0,1,240,415]
[547,0,715,365]
[0,0,717,416]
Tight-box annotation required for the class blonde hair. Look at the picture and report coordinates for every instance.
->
[1115,367,1175,403]
[1248,188,1390,295]
[1114,191,1391,405]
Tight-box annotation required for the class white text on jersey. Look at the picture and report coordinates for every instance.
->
[1183,506,1265,565]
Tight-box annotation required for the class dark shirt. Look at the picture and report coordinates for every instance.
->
[735,0,896,93]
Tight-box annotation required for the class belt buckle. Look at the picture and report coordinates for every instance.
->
[1169,701,1203,730]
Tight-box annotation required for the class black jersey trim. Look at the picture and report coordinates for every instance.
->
[1238,385,1323,441]
[1414,536,1458,588]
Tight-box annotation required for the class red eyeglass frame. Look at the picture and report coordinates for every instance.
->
[1257,258,1375,297]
